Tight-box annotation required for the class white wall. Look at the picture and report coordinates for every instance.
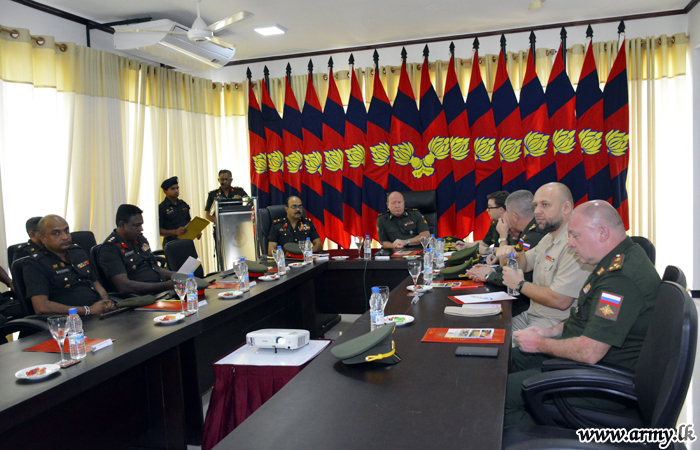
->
[690,6,700,291]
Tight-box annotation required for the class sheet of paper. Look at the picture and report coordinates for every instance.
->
[177,256,202,274]
[453,292,517,304]
[179,216,210,240]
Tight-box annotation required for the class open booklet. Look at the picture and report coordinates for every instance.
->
[178,216,210,240]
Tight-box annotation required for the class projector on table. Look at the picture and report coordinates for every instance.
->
[246,329,310,350]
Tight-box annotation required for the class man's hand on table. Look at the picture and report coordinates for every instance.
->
[91,299,115,314]
[512,328,544,353]
[466,264,494,282]
[392,239,406,250]
[501,266,524,289]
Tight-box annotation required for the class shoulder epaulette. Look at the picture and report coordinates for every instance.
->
[378,210,390,216]
[608,254,625,272]
[107,236,116,243]
[529,223,537,231]
[273,218,285,223]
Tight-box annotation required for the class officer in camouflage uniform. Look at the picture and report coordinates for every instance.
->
[377,191,430,250]
[11,216,43,264]
[99,204,175,295]
[504,200,661,427]
[23,215,114,316]
[267,196,321,255]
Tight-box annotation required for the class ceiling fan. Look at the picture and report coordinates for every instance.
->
[116,0,253,49]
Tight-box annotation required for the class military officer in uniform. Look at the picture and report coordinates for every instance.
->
[467,190,546,316]
[377,191,430,250]
[204,169,248,223]
[267,196,322,255]
[158,176,195,247]
[23,215,114,315]
[504,200,661,427]
[455,191,512,252]
[98,204,175,295]
[12,216,43,263]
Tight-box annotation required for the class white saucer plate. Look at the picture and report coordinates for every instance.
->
[15,364,60,380]
[218,290,243,299]
[259,275,280,281]
[153,313,185,325]
[384,315,415,326]
[407,285,433,292]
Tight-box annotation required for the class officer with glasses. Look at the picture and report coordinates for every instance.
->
[267,196,321,256]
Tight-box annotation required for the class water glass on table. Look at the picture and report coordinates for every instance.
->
[377,285,390,310]
[407,260,422,297]
[47,315,71,367]
[173,278,187,314]
[420,235,429,253]
[354,235,363,259]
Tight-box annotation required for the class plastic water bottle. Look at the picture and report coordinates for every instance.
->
[67,308,86,360]
[304,237,313,263]
[423,249,434,284]
[369,287,384,331]
[435,238,445,269]
[240,257,250,291]
[364,235,372,260]
[506,252,520,296]
[275,246,287,275]
[429,234,437,264]
[186,273,198,313]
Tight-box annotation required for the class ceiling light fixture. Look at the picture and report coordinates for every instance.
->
[528,0,545,10]
[254,25,286,36]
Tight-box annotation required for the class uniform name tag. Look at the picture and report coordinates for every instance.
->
[166,209,174,214]
[124,251,134,257]
[56,268,70,275]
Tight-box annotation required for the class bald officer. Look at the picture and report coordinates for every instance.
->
[377,191,430,250]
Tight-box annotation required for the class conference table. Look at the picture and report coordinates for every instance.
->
[0,252,512,450]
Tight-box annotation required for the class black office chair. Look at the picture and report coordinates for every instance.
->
[7,242,24,265]
[258,204,306,256]
[11,256,36,316]
[399,190,438,236]
[503,281,697,449]
[630,236,655,266]
[661,265,686,289]
[0,257,50,344]
[70,231,97,254]
[164,239,213,278]
[91,244,118,293]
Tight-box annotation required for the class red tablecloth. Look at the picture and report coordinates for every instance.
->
[202,341,330,450]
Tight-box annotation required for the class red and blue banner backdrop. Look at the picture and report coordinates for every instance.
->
[248,81,269,209]
[283,75,303,199]
[343,67,367,238]
[300,73,326,243]
[260,80,285,206]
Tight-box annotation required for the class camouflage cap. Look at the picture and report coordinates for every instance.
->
[331,323,401,365]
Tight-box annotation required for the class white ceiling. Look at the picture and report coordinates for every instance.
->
[34,0,689,62]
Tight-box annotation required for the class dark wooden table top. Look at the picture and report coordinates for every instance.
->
[214,276,512,450]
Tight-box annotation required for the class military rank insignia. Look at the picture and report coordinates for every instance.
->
[608,254,624,272]
[583,283,591,294]
[595,292,623,321]
[596,267,606,276]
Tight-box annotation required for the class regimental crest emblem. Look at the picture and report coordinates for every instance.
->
[252,153,268,174]
[595,292,623,321]
[392,136,450,179]
[523,131,549,158]
[345,144,365,169]
[579,129,603,155]
[268,150,284,173]
[286,151,303,174]
[450,136,470,161]
[552,129,575,155]
[499,137,523,163]
[473,137,497,162]
[606,129,629,157]
[370,142,390,167]
[305,151,323,175]
[324,149,344,172]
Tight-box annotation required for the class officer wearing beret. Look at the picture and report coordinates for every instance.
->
[267,196,321,255]
[98,204,175,295]
[504,201,661,427]
[204,169,248,223]
[158,176,194,247]
[377,191,430,250]
[12,216,43,263]
[23,215,114,316]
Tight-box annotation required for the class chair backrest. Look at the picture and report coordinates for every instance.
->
[10,256,34,316]
[164,239,204,278]
[631,236,655,265]
[7,242,24,265]
[70,231,97,254]
[661,265,686,289]
[399,190,438,236]
[634,281,697,428]
[91,244,117,292]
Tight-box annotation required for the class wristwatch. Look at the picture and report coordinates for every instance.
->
[405,239,410,247]
[498,237,508,243]
[517,280,527,291]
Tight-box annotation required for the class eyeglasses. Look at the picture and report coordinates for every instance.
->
[486,206,502,210]
[219,177,232,182]
[289,205,304,210]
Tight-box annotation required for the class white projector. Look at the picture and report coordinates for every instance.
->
[246,329,310,350]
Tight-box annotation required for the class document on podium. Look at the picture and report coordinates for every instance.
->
[178,216,210,240]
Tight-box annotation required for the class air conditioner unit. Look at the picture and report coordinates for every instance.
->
[113,19,235,71]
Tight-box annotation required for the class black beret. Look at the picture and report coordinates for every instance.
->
[161,176,178,190]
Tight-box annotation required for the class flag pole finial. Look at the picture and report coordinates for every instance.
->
[529,31,536,69]
[449,42,455,57]
[618,20,626,36]
[328,56,334,71]
[308,59,313,76]
[373,50,379,69]
[500,34,506,56]
[401,47,407,66]
[586,25,593,39]
[473,37,480,52]
[423,44,429,60]
[349,53,355,66]
[560,27,567,70]
[246,67,252,82]
[286,63,291,79]
[263,66,270,93]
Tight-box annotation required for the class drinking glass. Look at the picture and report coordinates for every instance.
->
[273,248,282,266]
[354,236,363,259]
[298,240,305,255]
[173,278,186,314]
[420,235,429,253]
[377,286,390,309]
[47,315,71,367]
[407,260,422,297]
[233,260,244,289]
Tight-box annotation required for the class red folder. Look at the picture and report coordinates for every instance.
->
[421,328,506,344]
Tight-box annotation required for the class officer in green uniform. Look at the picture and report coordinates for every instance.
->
[455,190,512,252]
[267,196,322,255]
[23,215,114,316]
[504,201,661,427]
[158,176,197,247]
[12,216,43,263]
[377,191,430,250]
[98,204,175,295]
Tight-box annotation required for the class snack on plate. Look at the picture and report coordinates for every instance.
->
[25,367,47,377]
[162,315,176,321]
